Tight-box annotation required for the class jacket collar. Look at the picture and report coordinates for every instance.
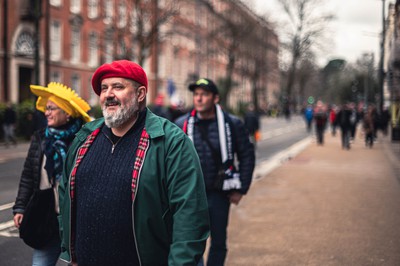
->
[75,107,165,141]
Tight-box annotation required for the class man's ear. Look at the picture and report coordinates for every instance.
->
[137,86,147,103]
[214,94,220,104]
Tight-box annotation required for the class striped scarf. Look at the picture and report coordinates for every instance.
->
[183,104,233,164]
[183,104,241,191]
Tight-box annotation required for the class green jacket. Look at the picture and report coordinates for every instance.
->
[58,109,210,265]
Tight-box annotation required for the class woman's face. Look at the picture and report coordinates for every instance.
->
[45,100,70,128]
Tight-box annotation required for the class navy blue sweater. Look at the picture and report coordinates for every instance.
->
[74,112,145,266]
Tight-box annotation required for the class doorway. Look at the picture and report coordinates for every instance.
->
[19,66,33,102]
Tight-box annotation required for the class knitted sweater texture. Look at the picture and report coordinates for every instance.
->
[74,114,145,266]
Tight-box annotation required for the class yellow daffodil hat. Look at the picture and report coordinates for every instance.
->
[30,82,91,123]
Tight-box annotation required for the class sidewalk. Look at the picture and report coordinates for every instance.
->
[226,132,400,265]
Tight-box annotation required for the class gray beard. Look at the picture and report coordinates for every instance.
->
[102,100,139,128]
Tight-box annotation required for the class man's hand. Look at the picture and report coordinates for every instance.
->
[228,191,243,205]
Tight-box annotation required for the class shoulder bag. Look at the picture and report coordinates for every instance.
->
[19,188,59,249]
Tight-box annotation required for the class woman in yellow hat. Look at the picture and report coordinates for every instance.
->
[12,82,90,266]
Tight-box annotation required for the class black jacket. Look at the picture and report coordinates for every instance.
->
[12,129,46,214]
[336,109,352,130]
[244,111,260,135]
[175,112,255,194]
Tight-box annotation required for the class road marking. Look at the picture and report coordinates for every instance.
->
[253,136,312,180]
[0,220,19,237]
[0,203,19,238]
[0,230,18,237]
[0,220,14,231]
[0,220,19,238]
[260,122,305,141]
[0,202,14,211]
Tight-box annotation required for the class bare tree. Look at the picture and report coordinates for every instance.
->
[197,0,256,107]
[130,0,180,65]
[276,0,334,107]
[239,23,272,112]
[296,58,319,105]
[106,0,179,65]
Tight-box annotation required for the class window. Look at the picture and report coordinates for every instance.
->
[71,74,81,95]
[88,32,99,67]
[117,39,126,59]
[71,28,81,64]
[130,9,138,34]
[15,31,35,56]
[50,21,61,61]
[88,0,98,19]
[70,0,81,14]
[158,53,166,78]
[117,2,127,28]
[104,39,114,63]
[89,77,98,106]
[50,0,62,7]
[104,0,113,24]
[50,71,62,83]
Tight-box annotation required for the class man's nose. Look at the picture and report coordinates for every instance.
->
[102,87,115,97]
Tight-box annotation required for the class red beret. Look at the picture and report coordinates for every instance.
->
[91,60,148,95]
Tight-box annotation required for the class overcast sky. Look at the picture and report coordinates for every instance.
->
[252,0,390,66]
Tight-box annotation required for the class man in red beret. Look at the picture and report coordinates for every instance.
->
[58,60,210,265]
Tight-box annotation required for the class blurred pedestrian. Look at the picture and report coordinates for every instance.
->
[349,102,359,141]
[32,109,47,132]
[13,82,91,266]
[329,105,337,136]
[169,96,187,121]
[3,102,17,147]
[175,78,255,265]
[244,103,260,145]
[363,105,377,148]
[313,101,328,145]
[151,93,172,120]
[58,60,209,265]
[283,101,291,120]
[380,107,391,136]
[20,112,34,140]
[304,104,314,133]
[336,103,352,150]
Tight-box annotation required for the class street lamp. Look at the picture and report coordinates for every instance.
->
[34,0,42,85]
[378,0,386,113]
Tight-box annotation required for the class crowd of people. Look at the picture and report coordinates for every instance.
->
[9,60,256,266]
[7,58,394,266]
[302,101,391,149]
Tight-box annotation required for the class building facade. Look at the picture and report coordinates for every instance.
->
[385,0,400,140]
[0,0,279,112]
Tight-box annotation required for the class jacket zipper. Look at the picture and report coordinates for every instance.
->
[104,134,122,154]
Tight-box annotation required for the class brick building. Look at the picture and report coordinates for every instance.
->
[385,0,400,140]
[0,0,279,112]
